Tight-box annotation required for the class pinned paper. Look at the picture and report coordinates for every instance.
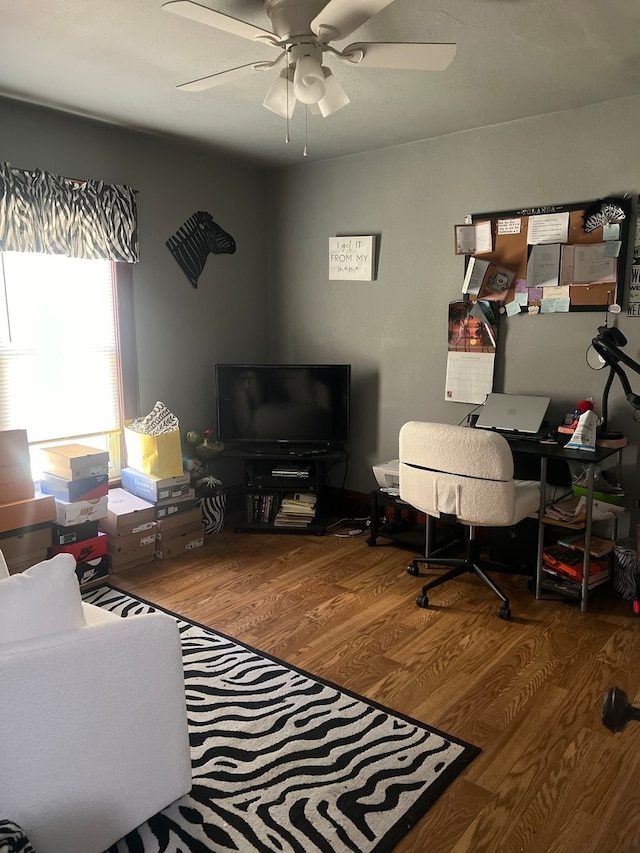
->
[527,243,561,289]
[604,240,622,258]
[497,218,521,235]
[603,223,620,241]
[573,243,616,284]
[541,285,570,313]
[455,221,492,255]
[505,300,521,317]
[527,212,569,246]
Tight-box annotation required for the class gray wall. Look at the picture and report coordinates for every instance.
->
[0,97,270,457]
[2,95,639,521]
[267,96,640,522]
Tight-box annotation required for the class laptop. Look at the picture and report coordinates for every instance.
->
[475,393,551,435]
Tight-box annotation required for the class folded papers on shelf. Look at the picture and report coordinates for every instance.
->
[544,494,625,525]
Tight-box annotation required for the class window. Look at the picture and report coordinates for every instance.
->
[0,252,126,479]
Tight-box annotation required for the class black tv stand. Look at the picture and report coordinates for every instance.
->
[225,446,345,534]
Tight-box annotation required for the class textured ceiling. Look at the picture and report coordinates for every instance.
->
[2,0,640,167]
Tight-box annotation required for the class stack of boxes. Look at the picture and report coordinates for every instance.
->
[119,468,204,560]
[99,488,157,571]
[0,429,56,573]
[39,443,110,587]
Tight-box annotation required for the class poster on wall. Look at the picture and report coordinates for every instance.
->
[628,264,640,317]
[444,300,497,404]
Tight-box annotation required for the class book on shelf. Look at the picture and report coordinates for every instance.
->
[540,570,610,596]
[556,532,614,559]
[542,544,610,584]
[273,511,313,527]
[273,491,316,527]
[246,492,281,523]
[290,491,317,505]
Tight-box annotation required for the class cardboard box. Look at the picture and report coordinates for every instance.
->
[106,526,157,556]
[155,506,202,536]
[7,550,51,574]
[0,429,35,504]
[40,472,109,503]
[55,495,108,527]
[109,543,156,571]
[123,422,183,479]
[49,531,107,562]
[372,460,400,490]
[51,520,100,545]
[155,516,203,542]
[0,526,52,573]
[99,488,155,537]
[0,493,56,534]
[119,468,191,504]
[155,533,204,560]
[75,554,110,587]
[154,496,196,521]
[40,444,109,481]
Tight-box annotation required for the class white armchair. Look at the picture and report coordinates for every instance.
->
[0,552,192,853]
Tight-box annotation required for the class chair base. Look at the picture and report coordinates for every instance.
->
[410,554,512,620]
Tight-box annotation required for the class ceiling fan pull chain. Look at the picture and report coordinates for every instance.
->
[285,50,291,144]
[303,105,309,157]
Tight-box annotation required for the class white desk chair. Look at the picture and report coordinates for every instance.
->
[399,421,541,619]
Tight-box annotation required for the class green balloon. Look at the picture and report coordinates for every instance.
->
[185,430,203,447]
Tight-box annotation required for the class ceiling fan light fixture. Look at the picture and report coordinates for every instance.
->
[293,54,326,105]
[263,67,296,118]
[315,67,350,117]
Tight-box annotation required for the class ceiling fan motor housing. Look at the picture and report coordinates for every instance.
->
[265,0,328,42]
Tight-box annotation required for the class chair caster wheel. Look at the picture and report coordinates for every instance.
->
[416,594,429,608]
[498,605,511,620]
[407,563,420,576]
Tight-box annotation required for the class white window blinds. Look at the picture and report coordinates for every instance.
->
[0,252,121,444]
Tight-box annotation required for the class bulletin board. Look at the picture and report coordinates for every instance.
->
[470,197,633,312]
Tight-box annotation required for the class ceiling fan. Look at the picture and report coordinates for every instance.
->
[162,0,456,121]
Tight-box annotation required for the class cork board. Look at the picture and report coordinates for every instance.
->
[470,197,633,311]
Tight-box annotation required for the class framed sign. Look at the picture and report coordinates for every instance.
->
[329,236,376,281]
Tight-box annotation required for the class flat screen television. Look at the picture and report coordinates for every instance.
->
[215,364,351,448]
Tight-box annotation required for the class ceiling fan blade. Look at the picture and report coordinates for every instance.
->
[162,0,277,44]
[311,0,396,41]
[343,42,456,71]
[177,61,273,92]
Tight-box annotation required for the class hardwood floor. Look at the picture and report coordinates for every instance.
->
[110,526,640,853]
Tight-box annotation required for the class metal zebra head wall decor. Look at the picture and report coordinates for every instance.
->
[166,211,236,288]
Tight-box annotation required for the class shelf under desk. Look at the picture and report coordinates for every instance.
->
[504,436,623,612]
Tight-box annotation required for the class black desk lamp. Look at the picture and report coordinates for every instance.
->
[590,325,640,441]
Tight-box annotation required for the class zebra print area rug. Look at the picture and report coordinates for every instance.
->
[84,586,479,853]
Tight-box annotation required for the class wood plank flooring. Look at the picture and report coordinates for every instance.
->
[110,526,640,853]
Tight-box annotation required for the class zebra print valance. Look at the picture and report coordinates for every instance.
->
[0,162,139,262]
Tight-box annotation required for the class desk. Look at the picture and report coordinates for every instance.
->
[505,437,623,612]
